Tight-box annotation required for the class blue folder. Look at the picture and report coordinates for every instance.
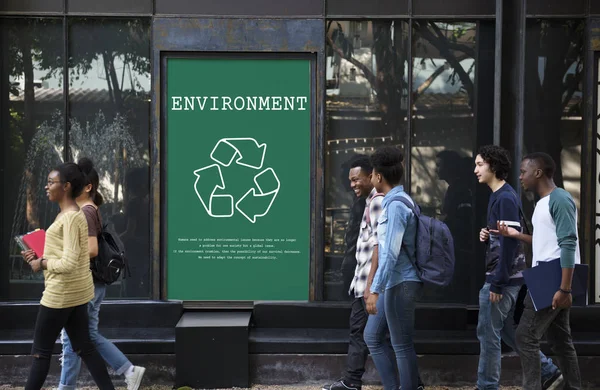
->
[522,258,588,311]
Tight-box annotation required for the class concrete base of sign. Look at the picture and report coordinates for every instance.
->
[175,311,251,388]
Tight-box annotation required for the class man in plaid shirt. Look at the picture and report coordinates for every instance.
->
[322,156,383,390]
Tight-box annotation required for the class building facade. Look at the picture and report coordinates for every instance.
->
[1,0,600,386]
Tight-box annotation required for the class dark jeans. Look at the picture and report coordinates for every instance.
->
[516,293,581,390]
[26,303,115,390]
[344,297,369,385]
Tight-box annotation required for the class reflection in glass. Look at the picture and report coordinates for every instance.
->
[411,22,477,303]
[325,20,409,300]
[524,20,584,212]
[1,18,64,300]
[68,18,151,298]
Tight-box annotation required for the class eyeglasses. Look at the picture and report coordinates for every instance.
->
[47,180,63,186]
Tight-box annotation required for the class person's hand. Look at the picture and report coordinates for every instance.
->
[490,222,519,238]
[363,289,371,301]
[489,291,503,303]
[366,293,379,315]
[552,290,572,310]
[21,250,37,264]
[30,258,42,272]
[479,227,490,242]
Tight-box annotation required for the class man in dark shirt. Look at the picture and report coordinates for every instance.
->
[474,145,561,390]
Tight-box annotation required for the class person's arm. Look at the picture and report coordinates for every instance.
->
[549,191,578,309]
[88,237,98,258]
[364,246,378,300]
[489,196,520,297]
[493,224,532,244]
[46,214,83,274]
[550,191,578,270]
[81,206,99,258]
[370,202,410,294]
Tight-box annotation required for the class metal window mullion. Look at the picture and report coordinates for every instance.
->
[63,15,69,161]
[405,17,413,195]
[493,0,502,145]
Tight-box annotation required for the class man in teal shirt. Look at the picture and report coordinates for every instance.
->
[497,152,581,390]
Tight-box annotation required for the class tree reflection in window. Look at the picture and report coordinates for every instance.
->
[324,20,480,302]
[524,20,584,211]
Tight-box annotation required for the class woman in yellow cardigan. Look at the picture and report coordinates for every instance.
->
[22,162,114,390]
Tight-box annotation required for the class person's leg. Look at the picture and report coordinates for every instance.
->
[501,293,560,385]
[343,297,370,385]
[545,308,581,390]
[385,282,421,390]
[58,328,82,390]
[476,283,494,390]
[89,284,133,375]
[516,293,560,390]
[64,303,114,390]
[505,286,560,384]
[26,305,70,390]
[476,283,517,390]
[364,292,398,390]
[501,315,559,384]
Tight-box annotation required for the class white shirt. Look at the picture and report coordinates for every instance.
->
[531,189,580,267]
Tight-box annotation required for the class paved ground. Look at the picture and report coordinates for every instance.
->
[0,386,520,390]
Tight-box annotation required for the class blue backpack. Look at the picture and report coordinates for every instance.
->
[397,197,456,287]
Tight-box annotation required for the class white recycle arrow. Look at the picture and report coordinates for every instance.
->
[193,137,279,222]
[193,164,234,217]
[235,168,281,224]
[210,138,267,170]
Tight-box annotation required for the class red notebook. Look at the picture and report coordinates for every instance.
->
[22,229,46,258]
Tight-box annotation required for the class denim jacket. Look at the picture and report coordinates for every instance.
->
[370,186,421,294]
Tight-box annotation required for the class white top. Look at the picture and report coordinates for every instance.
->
[531,189,580,268]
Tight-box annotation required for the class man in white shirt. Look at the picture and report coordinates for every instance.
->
[496,152,581,390]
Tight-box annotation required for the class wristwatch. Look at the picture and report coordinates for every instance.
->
[559,288,572,294]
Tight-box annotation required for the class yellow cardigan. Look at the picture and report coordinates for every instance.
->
[41,210,94,309]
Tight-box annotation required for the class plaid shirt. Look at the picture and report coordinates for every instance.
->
[349,188,384,298]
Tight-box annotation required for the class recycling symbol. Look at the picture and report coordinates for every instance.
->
[193,138,281,223]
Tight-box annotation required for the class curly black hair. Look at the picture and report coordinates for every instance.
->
[477,145,511,180]
[370,146,404,185]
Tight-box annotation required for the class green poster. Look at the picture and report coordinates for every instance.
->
[166,57,311,301]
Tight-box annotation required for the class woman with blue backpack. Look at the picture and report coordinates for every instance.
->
[364,146,423,390]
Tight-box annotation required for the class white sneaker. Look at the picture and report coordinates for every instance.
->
[125,365,146,390]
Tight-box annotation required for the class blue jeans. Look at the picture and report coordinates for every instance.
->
[365,282,422,390]
[59,283,132,390]
[477,283,558,390]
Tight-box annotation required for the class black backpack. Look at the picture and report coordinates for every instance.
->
[92,222,130,285]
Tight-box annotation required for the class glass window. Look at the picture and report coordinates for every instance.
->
[411,21,478,303]
[1,18,64,300]
[325,20,410,300]
[411,20,483,303]
[68,18,152,298]
[523,20,584,214]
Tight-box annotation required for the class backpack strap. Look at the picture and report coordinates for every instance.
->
[394,197,420,272]
[396,196,420,217]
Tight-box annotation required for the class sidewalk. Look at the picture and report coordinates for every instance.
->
[0,386,521,390]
